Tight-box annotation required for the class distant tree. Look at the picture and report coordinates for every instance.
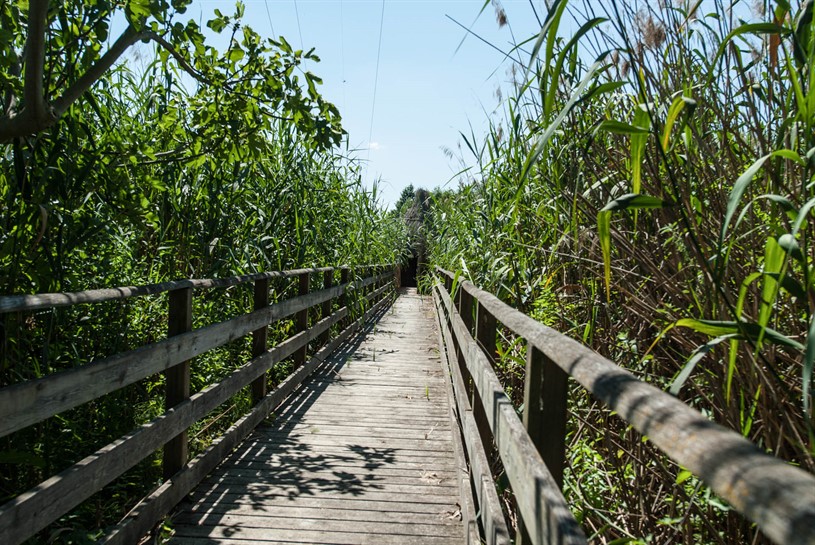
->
[393,184,414,214]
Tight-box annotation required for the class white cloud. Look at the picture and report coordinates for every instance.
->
[368,141,383,151]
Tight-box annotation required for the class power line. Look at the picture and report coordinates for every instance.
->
[293,0,305,61]
[365,0,386,181]
[263,0,276,38]
[340,0,346,113]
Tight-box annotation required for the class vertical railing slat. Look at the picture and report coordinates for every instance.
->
[474,301,496,458]
[163,287,192,479]
[250,278,270,403]
[294,271,310,367]
[321,270,334,346]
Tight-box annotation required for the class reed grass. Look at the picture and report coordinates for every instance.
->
[427,0,815,542]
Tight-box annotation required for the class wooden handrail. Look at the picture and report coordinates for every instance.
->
[434,267,815,545]
[0,266,396,545]
[433,278,585,545]
[0,265,390,313]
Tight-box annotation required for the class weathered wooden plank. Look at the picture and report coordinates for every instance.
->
[172,528,458,545]
[187,490,461,509]
[282,410,450,424]
[0,266,392,313]
[247,434,457,455]
[101,288,396,545]
[199,477,459,497]
[177,502,461,524]
[434,289,510,545]
[517,343,569,545]
[172,515,461,537]
[437,268,815,545]
[169,536,451,545]
[437,283,586,545]
[0,306,349,545]
[272,423,451,440]
[211,462,459,479]
[0,274,382,439]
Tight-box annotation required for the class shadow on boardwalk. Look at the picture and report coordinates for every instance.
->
[169,290,463,544]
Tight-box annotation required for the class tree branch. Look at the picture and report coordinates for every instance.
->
[0,17,146,143]
[144,31,213,87]
[4,52,21,118]
[52,25,144,116]
[25,0,49,122]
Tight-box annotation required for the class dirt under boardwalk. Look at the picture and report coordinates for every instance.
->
[169,288,466,545]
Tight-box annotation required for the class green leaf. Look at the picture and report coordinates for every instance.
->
[722,153,772,242]
[661,95,696,151]
[601,193,672,212]
[227,46,245,62]
[525,0,568,83]
[778,233,804,262]
[598,210,611,302]
[676,469,693,485]
[630,105,651,196]
[758,237,784,340]
[596,120,650,135]
[544,16,607,119]
[675,319,804,351]
[519,52,609,186]
[804,314,815,417]
[670,334,737,395]
[127,0,152,19]
[707,23,793,86]
[580,81,626,103]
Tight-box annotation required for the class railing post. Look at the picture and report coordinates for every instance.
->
[163,287,192,479]
[250,278,269,404]
[516,342,568,544]
[295,271,310,367]
[321,269,333,346]
[340,267,350,327]
[457,286,476,401]
[474,301,497,458]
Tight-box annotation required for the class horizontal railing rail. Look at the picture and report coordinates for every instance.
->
[0,265,388,313]
[433,267,815,545]
[0,265,397,545]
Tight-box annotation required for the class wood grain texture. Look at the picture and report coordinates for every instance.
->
[168,289,464,545]
[436,268,815,545]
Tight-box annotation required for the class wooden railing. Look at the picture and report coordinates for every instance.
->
[432,267,815,545]
[0,265,395,545]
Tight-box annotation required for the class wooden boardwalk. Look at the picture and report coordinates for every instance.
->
[169,289,467,544]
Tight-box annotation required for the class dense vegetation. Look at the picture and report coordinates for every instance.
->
[0,2,405,542]
[4,0,815,543]
[423,0,815,543]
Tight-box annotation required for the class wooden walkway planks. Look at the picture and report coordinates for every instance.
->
[169,289,466,545]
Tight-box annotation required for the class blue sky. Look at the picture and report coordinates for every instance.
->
[190,1,548,207]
